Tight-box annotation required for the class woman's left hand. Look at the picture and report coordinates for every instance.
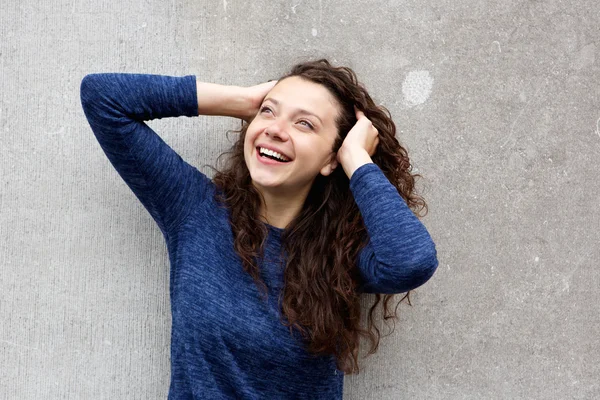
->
[336,106,380,178]
[341,107,379,156]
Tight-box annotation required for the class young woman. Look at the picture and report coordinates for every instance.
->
[80,59,438,399]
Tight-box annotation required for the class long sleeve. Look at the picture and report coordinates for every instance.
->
[80,73,211,238]
[349,163,439,294]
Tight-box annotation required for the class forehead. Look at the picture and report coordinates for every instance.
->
[267,76,339,123]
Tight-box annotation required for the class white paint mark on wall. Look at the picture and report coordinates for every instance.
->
[596,117,600,139]
[311,28,318,37]
[492,41,501,53]
[47,126,66,136]
[562,279,570,292]
[223,0,227,12]
[402,70,433,107]
[1,340,39,352]
[519,90,527,102]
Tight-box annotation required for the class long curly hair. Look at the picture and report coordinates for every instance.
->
[209,59,428,374]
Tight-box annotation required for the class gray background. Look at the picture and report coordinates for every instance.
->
[1,0,599,398]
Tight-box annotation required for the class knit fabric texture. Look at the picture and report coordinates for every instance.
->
[80,73,439,399]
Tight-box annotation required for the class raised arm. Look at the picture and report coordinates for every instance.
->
[349,163,439,294]
[195,79,278,121]
[80,73,209,237]
[80,74,278,238]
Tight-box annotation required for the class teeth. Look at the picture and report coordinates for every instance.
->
[259,147,289,162]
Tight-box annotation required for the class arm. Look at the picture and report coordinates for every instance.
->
[349,163,439,294]
[196,80,278,121]
[80,73,211,237]
[196,81,249,118]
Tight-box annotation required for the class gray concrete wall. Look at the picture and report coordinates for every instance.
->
[1,0,598,398]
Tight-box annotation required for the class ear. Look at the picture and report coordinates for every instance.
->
[320,154,339,176]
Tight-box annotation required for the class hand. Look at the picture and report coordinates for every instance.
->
[337,106,379,159]
[240,80,278,122]
[197,80,277,120]
[335,107,380,178]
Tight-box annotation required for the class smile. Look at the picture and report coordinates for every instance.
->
[256,148,292,165]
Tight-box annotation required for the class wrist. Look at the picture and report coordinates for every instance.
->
[338,147,373,179]
[196,82,250,119]
[223,85,253,120]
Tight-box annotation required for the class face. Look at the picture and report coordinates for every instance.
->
[244,76,341,197]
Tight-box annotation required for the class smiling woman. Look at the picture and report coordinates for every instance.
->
[80,59,438,399]
[242,75,344,226]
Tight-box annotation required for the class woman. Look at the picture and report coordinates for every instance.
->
[80,59,438,399]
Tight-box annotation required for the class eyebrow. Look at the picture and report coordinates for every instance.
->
[263,98,323,125]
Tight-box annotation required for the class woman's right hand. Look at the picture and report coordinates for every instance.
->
[239,80,278,122]
[196,79,277,121]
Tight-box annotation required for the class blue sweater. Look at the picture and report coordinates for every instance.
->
[80,73,438,399]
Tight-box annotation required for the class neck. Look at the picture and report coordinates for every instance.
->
[255,184,311,229]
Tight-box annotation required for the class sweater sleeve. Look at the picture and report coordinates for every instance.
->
[80,73,211,237]
[349,163,439,294]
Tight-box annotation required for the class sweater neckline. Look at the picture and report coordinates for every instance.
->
[265,223,285,237]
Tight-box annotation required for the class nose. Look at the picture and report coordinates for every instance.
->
[265,119,290,141]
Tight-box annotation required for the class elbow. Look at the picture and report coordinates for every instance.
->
[80,74,99,109]
[389,243,439,294]
[409,234,439,284]
[407,248,438,290]
[80,73,111,112]
[358,241,439,295]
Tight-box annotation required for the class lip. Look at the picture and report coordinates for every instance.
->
[256,148,292,166]
[256,145,293,161]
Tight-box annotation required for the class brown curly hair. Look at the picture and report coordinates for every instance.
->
[207,59,428,374]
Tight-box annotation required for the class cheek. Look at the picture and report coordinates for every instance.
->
[244,126,255,145]
[245,123,260,142]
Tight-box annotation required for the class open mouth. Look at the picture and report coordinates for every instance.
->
[256,147,292,163]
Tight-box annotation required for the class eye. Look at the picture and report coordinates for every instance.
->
[260,106,272,114]
[298,120,314,129]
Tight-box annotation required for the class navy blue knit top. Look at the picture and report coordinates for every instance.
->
[80,73,438,399]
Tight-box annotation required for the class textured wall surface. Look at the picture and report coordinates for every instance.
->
[1,0,599,398]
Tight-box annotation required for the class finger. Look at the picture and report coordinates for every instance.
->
[262,80,278,91]
[354,105,365,120]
